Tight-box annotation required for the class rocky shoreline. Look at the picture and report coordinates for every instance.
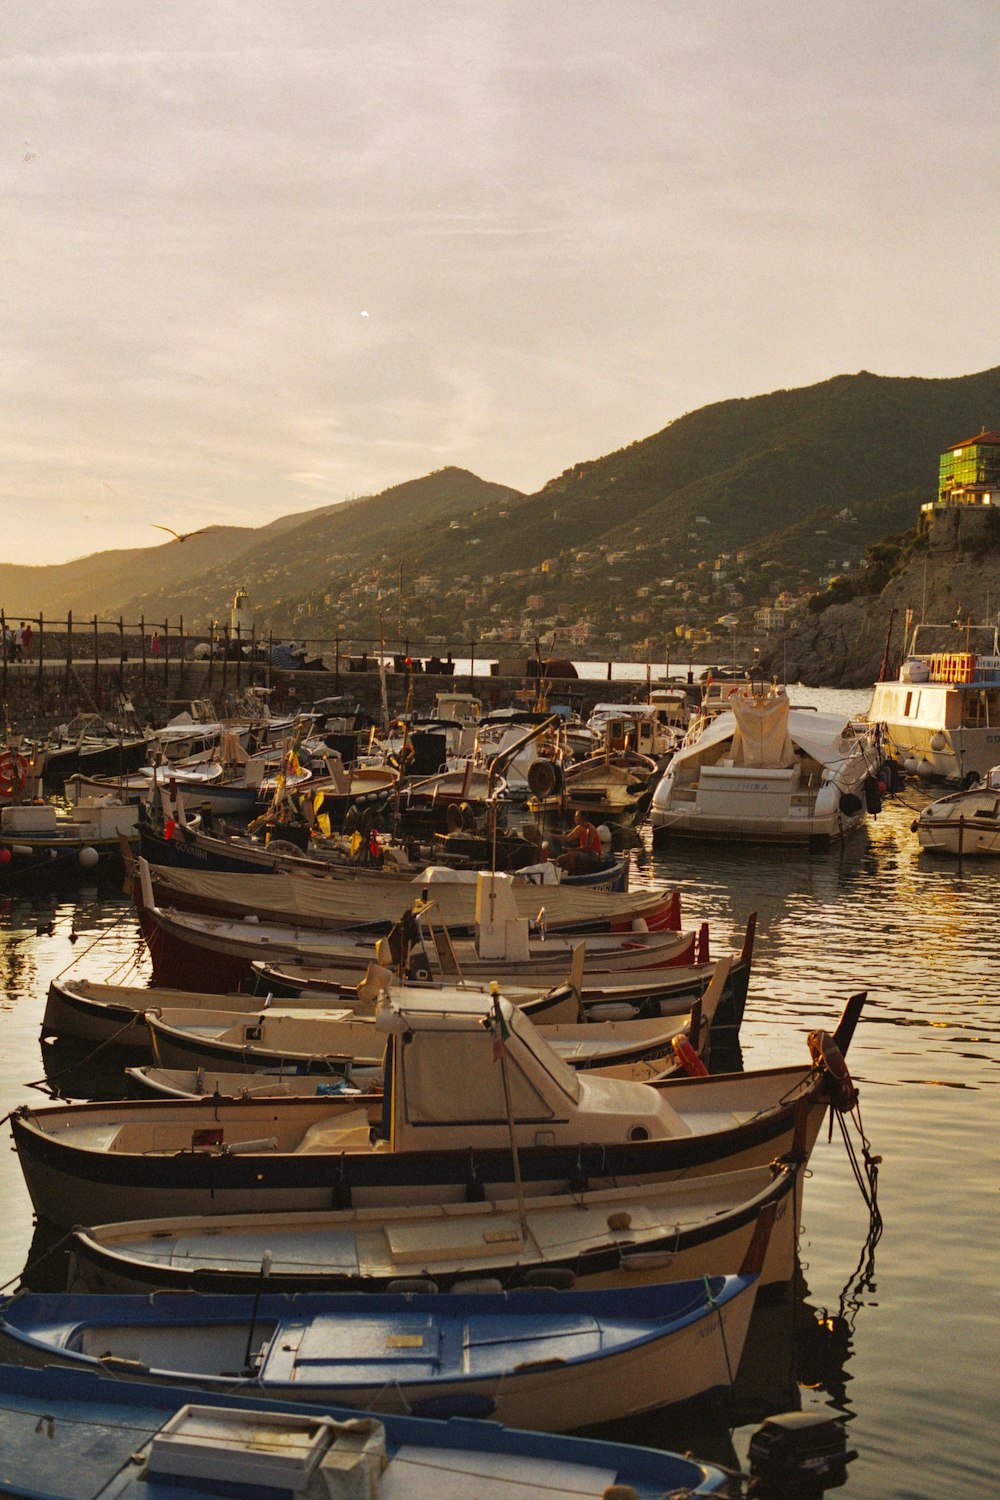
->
[758,545,1000,689]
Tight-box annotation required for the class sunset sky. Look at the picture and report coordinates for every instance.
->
[4,1,998,564]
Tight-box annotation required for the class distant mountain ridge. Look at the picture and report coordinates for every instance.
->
[3,367,999,642]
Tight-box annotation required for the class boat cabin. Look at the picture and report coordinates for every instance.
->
[375,988,689,1152]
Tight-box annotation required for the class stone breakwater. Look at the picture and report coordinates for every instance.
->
[1,657,659,738]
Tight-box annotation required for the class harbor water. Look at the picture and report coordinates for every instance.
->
[0,687,996,1498]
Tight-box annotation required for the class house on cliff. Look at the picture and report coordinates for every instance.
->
[922,429,1000,551]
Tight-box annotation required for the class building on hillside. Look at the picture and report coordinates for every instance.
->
[755,606,788,631]
[922,429,1000,550]
[935,429,1000,505]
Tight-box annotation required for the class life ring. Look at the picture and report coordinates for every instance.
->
[0,751,29,798]
[808,1028,858,1112]
[671,1033,708,1077]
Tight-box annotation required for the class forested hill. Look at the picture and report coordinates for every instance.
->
[3,366,999,643]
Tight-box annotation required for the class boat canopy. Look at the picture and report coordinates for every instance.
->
[730,687,795,768]
[681,696,860,773]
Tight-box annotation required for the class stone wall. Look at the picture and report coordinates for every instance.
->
[1,656,658,736]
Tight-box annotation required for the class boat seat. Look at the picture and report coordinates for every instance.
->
[294,1108,374,1153]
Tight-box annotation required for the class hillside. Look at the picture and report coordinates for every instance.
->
[0,470,517,628]
[758,525,1000,689]
[3,367,1000,649]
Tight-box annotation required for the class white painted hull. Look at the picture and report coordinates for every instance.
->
[867,679,1000,783]
[69,1163,801,1294]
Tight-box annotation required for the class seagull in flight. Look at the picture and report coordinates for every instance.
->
[152,525,211,543]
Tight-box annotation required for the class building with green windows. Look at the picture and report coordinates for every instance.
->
[937,429,1000,505]
[921,429,1000,551]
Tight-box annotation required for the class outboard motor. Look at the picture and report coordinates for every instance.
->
[748,1411,857,1496]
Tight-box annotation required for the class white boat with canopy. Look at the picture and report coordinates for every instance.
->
[650,683,876,847]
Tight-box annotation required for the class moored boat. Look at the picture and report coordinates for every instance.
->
[134,862,699,993]
[912,765,1000,853]
[67,1159,798,1296]
[0,1361,733,1497]
[41,968,579,1053]
[0,1271,765,1432]
[0,798,139,881]
[650,683,878,848]
[10,986,864,1228]
[143,969,721,1083]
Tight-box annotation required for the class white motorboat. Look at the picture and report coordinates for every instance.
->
[912,766,1000,854]
[650,683,877,848]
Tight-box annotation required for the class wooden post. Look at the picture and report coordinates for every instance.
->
[267,630,273,692]
[335,636,340,692]
[208,621,216,689]
[93,616,99,704]
[235,623,242,689]
[118,616,125,683]
[64,611,73,710]
[37,612,44,696]
[250,623,257,687]
[140,616,147,690]
[1,609,6,699]
[221,628,230,693]
[469,639,476,692]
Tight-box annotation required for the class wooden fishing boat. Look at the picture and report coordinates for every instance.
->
[134,862,700,993]
[67,1159,797,1296]
[912,767,1000,854]
[42,970,579,1054]
[131,857,679,937]
[10,988,864,1228]
[247,910,756,1032]
[65,763,230,812]
[0,1362,733,1498]
[530,751,658,828]
[0,1271,764,1432]
[39,714,151,787]
[143,980,717,1084]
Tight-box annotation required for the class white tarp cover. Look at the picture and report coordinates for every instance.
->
[730,687,795,768]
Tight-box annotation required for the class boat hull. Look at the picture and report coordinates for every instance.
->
[11,1069,831,1229]
[0,1361,731,1499]
[67,1162,800,1295]
[0,1279,760,1433]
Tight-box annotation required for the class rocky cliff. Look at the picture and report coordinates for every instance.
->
[759,515,1000,689]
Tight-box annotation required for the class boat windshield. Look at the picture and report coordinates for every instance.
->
[508,1006,581,1104]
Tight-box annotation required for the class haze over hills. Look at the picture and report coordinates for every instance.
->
[3,366,999,652]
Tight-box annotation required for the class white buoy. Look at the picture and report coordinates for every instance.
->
[78,846,99,869]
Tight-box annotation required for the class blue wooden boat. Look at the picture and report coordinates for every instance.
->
[0,1276,761,1433]
[0,1361,732,1498]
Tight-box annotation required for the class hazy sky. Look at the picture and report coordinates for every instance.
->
[4,2,998,565]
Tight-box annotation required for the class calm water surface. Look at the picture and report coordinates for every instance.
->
[0,687,996,1499]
